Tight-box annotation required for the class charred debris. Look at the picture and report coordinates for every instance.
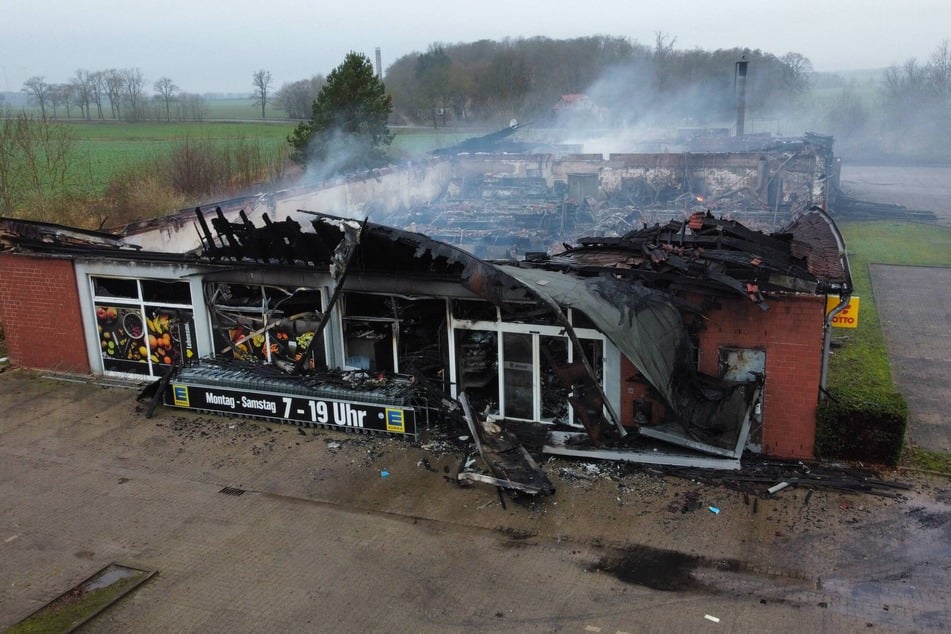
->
[0,141,859,496]
[129,202,848,493]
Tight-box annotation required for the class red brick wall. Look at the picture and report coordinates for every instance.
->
[696,295,825,458]
[0,253,90,373]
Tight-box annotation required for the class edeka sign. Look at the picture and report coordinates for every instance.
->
[165,383,416,437]
[826,296,861,329]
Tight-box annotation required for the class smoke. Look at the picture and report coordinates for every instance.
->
[299,127,378,186]
[545,51,829,155]
[546,57,744,155]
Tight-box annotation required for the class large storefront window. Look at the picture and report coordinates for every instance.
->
[91,277,197,377]
[340,293,448,380]
[451,301,605,425]
[206,284,327,370]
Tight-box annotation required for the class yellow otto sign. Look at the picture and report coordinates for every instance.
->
[826,296,860,328]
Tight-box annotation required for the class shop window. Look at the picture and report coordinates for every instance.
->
[207,283,326,370]
[342,293,397,372]
[92,277,196,377]
[454,325,604,423]
[396,298,448,382]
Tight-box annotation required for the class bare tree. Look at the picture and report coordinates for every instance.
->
[929,38,951,100]
[0,113,76,214]
[179,93,208,121]
[251,69,273,119]
[153,77,179,122]
[89,71,106,119]
[103,69,125,119]
[70,69,96,120]
[274,75,324,119]
[121,68,146,121]
[780,52,814,96]
[52,84,74,118]
[22,77,52,118]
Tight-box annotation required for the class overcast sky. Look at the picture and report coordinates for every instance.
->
[2,0,948,94]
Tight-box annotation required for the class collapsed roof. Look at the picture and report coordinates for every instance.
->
[0,199,850,465]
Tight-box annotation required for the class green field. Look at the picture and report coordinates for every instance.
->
[64,120,296,193]
[55,121,483,195]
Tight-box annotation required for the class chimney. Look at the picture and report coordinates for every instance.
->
[375,47,383,79]
[735,56,749,137]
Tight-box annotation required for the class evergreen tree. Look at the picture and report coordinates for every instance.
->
[288,52,393,171]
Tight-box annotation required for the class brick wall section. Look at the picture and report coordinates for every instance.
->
[696,295,825,458]
[0,253,90,373]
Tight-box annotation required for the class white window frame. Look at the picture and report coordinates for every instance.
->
[450,305,608,424]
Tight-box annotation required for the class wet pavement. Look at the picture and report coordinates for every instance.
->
[0,369,948,632]
[871,264,951,453]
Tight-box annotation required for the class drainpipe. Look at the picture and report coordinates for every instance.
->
[819,291,851,398]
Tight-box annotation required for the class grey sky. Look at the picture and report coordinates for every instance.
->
[2,0,948,94]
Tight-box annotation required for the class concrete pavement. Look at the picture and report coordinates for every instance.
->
[0,368,948,632]
[870,264,951,453]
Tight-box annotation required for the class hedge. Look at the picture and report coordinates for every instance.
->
[815,387,908,465]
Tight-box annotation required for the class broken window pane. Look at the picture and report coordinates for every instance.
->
[141,280,191,304]
[571,309,597,330]
[207,283,326,368]
[343,293,396,372]
[92,277,136,299]
[455,330,498,414]
[212,283,264,308]
[540,335,569,420]
[396,299,447,381]
[451,299,497,322]
[344,320,393,371]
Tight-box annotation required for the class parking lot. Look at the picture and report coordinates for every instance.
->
[0,368,948,632]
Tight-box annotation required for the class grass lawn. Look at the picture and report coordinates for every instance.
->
[830,220,951,472]
[831,220,951,390]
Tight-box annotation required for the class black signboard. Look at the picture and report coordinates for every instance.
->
[164,382,416,437]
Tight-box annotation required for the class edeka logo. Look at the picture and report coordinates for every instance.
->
[385,408,405,433]
[826,296,861,329]
[173,384,190,407]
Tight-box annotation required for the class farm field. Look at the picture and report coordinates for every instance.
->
[64,120,296,194]
[58,120,484,195]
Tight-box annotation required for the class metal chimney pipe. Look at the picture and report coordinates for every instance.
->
[735,56,749,137]
[375,47,383,79]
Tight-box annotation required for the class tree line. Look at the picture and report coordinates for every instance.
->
[20,69,210,122]
[18,67,325,122]
[383,35,812,128]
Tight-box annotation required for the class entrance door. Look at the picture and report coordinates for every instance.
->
[502,332,534,419]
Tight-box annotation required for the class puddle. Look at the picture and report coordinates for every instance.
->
[8,563,154,633]
[594,544,742,592]
[84,563,144,591]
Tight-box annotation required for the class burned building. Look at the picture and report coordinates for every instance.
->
[0,143,850,470]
